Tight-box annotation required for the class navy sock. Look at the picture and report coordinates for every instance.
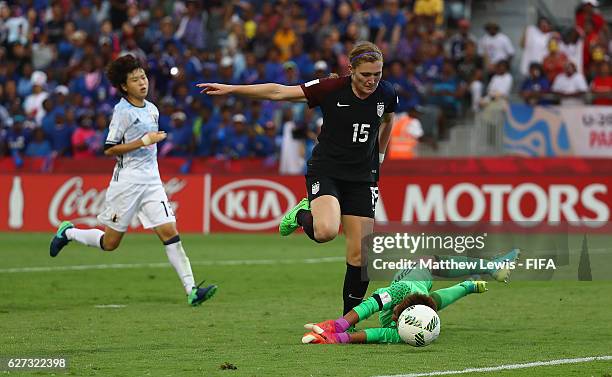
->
[343,263,370,315]
[297,209,320,242]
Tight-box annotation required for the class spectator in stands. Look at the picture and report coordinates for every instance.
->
[212,104,234,157]
[164,111,194,157]
[542,37,569,84]
[6,115,30,165]
[71,111,97,158]
[552,62,588,106]
[387,60,419,114]
[520,63,552,106]
[49,112,74,157]
[25,127,52,157]
[252,120,278,158]
[575,0,608,37]
[520,17,553,76]
[447,18,477,63]
[414,0,444,31]
[23,70,48,125]
[273,17,297,62]
[225,113,251,159]
[428,60,466,138]
[395,22,421,63]
[313,60,330,79]
[478,22,515,73]
[91,111,109,156]
[419,41,445,83]
[456,40,484,110]
[481,60,513,106]
[279,106,304,175]
[560,28,585,75]
[590,61,612,105]
[175,0,206,50]
[377,0,408,49]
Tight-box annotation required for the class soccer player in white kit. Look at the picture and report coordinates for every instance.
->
[49,54,217,306]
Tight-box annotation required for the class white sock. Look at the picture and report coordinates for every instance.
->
[165,241,195,295]
[65,228,104,249]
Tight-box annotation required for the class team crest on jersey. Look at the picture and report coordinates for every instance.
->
[377,102,385,117]
[311,181,320,195]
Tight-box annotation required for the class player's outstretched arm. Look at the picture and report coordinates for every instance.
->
[104,131,167,156]
[196,82,307,102]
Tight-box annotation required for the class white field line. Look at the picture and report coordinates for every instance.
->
[0,256,345,274]
[374,355,612,377]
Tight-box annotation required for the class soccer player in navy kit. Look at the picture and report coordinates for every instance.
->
[198,41,398,315]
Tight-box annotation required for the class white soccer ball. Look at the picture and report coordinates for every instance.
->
[397,304,440,347]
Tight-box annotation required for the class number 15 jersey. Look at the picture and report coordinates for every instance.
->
[300,76,398,182]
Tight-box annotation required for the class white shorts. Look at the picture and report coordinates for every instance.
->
[97,181,176,232]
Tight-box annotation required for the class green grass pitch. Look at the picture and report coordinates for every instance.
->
[0,233,611,377]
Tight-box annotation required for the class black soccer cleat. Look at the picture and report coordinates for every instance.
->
[49,221,74,257]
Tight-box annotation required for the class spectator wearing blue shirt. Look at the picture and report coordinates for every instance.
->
[374,0,407,50]
[25,127,52,157]
[521,63,553,106]
[429,60,466,118]
[251,120,278,158]
[225,113,251,159]
[163,111,194,157]
[195,105,219,157]
[7,114,30,153]
[387,60,420,113]
[49,112,74,157]
[419,42,445,83]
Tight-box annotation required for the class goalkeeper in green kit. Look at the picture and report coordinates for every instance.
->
[302,249,519,344]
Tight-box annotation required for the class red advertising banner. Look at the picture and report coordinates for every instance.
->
[1,158,611,233]
[0,175,203,232]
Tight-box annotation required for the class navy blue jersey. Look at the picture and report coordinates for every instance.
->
[300,76,398,182]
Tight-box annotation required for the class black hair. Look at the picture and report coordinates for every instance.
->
[106,54,145,95]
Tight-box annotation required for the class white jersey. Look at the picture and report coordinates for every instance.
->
[105,97,162,184]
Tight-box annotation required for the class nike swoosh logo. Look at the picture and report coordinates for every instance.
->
[337,102,350,107]
[348,294,364,300]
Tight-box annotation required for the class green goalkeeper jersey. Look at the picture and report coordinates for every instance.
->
[354,267,433,328]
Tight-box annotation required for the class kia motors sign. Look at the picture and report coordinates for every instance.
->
[205,176,303,232]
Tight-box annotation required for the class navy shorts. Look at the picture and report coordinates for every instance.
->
[305,175,378,218]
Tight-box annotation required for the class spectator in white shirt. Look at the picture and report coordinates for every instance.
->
[520,17,553,76]
[552,62,588,105]
[560,28,584,75]
[478,23,515,73]
[481,60,513,105]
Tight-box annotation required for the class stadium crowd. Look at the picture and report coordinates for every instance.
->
[0,0,610,170]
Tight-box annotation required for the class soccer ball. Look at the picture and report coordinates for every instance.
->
[397,305,440,347]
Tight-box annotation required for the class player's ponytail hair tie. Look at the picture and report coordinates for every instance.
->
[350,51,383,64]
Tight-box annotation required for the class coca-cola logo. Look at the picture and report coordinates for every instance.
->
[211,179,296,230]
[48,177,186,227]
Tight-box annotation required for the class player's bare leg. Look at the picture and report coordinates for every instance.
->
[341,215,374,314]
[310,195,341,242]
[153,222,217,306]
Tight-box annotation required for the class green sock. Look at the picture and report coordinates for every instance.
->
[430,284,468,311]
[433,256,495,278]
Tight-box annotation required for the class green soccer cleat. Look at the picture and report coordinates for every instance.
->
[460,280,488,293]
[49,221,74,257]
[279,197,310,236]
[491,248,521,283]
[187,282,218,306]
